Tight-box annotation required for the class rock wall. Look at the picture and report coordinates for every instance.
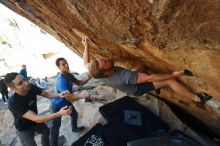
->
[1,0,220,138]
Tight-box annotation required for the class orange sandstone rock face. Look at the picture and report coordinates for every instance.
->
[1,0,220,136]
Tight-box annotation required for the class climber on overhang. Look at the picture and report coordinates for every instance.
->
[82,36,213,105]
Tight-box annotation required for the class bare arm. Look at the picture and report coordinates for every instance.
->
[64,93,81,101]
[40,90,68,99]
[76,75,91,86]
[40,90,59,99]
[22,106,72,123]
[136,71,184,84]
[82,37,90,68]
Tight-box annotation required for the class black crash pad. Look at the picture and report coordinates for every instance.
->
[99,96,169,138]
[127,129,200,146]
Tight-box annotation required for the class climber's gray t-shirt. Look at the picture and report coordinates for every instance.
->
[102,66,138,94]
[101,66,155,96]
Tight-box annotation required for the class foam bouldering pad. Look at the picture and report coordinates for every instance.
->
[127,129,200,146]
[72,123,109,146]
[100,121,138,146]
[72,121,138,146]
[99,96,169,138]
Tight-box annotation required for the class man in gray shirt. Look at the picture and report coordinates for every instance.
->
[102,66,155,96]
[82,37,212,105]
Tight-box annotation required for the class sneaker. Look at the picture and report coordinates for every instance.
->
[72,126,85,132]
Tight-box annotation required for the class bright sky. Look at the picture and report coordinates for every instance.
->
[0,4,87,78]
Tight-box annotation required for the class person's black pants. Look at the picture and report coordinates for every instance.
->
[49,102,78,146]
[0,90,8,102]
[17,123,50,146]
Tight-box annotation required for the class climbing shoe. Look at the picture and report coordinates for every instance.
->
[184,69,193,76]
[197,92,213,105]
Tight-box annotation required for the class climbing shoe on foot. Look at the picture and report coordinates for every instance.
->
[197,92,213,105]
[184,69,193,76]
